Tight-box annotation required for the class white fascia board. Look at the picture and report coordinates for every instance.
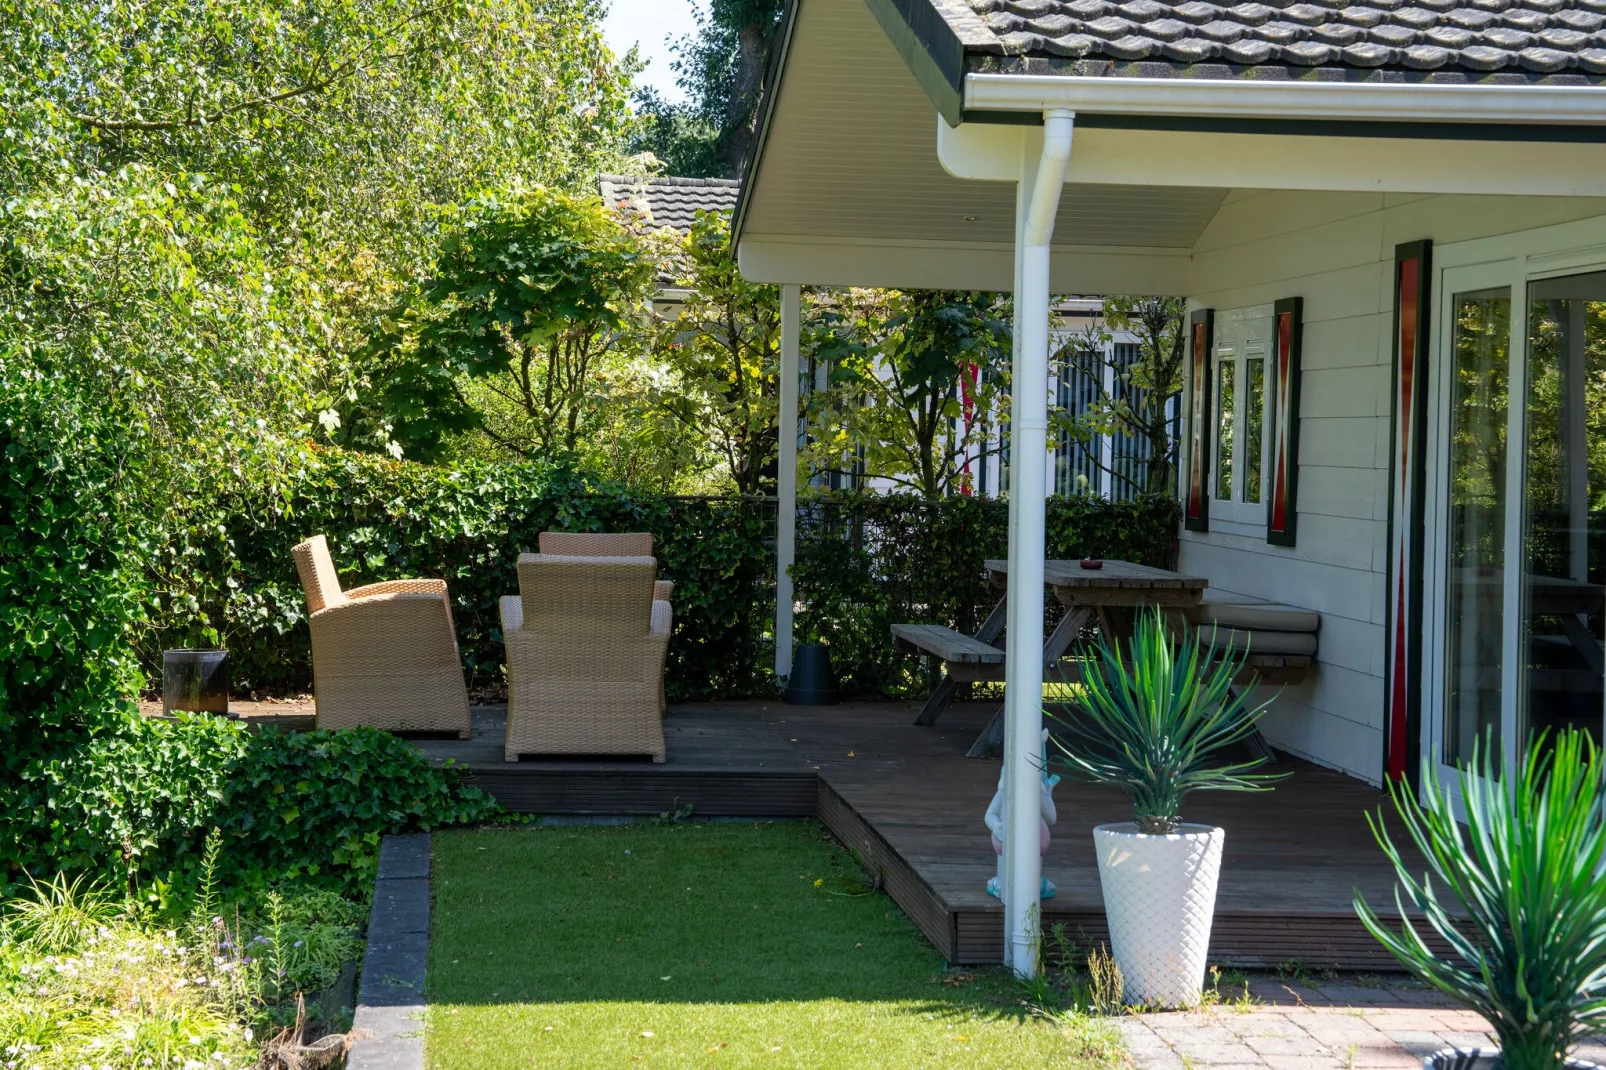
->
[736,234,1191,294]
[965,72,1606,126]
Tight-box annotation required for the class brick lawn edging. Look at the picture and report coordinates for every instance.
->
[347,834,431,1070]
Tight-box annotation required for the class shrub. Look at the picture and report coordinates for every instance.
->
[34,715,498,896]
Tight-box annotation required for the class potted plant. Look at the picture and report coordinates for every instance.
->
[1050,606,1282,1007]
[1355,731,1606,1070]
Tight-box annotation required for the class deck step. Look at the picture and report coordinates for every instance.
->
[891,623,1005,664]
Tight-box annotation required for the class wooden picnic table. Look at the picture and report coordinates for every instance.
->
[913,559,1207,756]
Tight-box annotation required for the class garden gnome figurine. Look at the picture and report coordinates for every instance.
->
[985,729,1060,900]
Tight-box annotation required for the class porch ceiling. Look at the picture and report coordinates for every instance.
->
[737,0,1228,281]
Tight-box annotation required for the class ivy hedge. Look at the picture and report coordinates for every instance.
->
[147,448,1177,704]
[0,372,497,895]
[793,493,1181,697]
[150,445,773,701]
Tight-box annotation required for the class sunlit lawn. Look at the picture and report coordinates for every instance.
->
[426,821,1121,1068]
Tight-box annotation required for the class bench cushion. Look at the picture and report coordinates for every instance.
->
[1201,626,1318,656]
[1185,591,1320,633]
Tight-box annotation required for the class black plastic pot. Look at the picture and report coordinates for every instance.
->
[1424,1049,1600,1070]
[162,648,230,717]
[784,642,839,706]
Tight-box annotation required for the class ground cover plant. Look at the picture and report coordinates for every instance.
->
[427,821,1122,1069]
[0,839,367,1070]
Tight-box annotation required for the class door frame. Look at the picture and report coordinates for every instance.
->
[1418,214,1606,801]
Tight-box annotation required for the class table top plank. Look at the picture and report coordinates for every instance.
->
[986,558,1208,591]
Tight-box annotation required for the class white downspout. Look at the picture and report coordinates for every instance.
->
[1003,109,1074,978]
[775,283,801,682]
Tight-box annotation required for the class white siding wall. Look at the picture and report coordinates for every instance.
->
[1179,190,1606,785]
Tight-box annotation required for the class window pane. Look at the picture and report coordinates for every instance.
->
[1245,357,1264,504]
[1443,287,1511,769]
[1524,271,1606,752]
[1216,361,1234,501]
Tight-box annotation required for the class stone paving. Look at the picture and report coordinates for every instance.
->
[1121,974,1606,1070]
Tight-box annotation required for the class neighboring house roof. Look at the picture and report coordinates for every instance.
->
[956,0,1606,81]
[598,174,742,233]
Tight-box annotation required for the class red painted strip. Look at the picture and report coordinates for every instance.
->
[1387,258,1420,782]
[1270,312,1292,532]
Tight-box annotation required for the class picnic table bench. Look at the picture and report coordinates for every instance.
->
[894,559,1318,759]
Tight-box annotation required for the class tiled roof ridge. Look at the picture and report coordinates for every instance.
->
[956,0,1606,78]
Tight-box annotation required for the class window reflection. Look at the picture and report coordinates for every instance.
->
[1216,361,1234,501]
[1444,288,1510,769]
[1245,358,1264,504]
[1523,271,1606,751]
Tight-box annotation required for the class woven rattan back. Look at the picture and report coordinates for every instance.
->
[516,553,655,637]
[538,531,653,557]
[292,535,347,613]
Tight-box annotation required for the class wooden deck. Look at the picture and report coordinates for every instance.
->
[412,700,1422,970]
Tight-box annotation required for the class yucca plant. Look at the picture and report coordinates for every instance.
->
[1048,606,1285,833]
[1356,730,1606,1070]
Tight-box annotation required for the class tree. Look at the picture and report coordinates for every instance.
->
[652,210,780,495]
[0,0,639,454]
[630,0,785,178]
[806,289,1011,499]
[1054,297,1187,497]
[356,186,654,461]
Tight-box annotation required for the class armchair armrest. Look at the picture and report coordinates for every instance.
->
[500,595,523,634]
[651,599,672,637]
[346,578,453,631]
[309,592,456,655]
[653,580,674,601]
[347,578,448,600]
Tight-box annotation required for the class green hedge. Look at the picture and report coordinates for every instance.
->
[792,493,1180,697]
[0,376,496,895]
[149,448,1179,704]
[149,446,1180,703]
[150,446,773,701]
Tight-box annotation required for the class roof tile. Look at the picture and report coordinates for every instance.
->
[598,175,740,235]
[1341,39,1400,59]
[1106,32,1166,53]
[1253,19,1308,40]
[1314,21,1366,41]
[1459,41,1517,62]
[955,0,1606,78]
[1517,42,1577,62]
[1281,38,1338,60]
[1162,35,1223,56]
[1221,36,1279,57]
[1403,41,1457,60]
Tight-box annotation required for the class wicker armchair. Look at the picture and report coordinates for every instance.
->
[500,553,672,762]
[291,535,471,738]
[538,531,674,603]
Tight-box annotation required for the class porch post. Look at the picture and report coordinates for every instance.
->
[1002,110,1074,977]
[775,282,802,682]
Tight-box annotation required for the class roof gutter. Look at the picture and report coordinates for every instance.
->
[965,72,1606,127]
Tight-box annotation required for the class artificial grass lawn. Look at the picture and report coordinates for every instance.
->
[427,821,1119,1068]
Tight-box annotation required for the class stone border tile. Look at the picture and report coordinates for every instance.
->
[348,833,430,1070]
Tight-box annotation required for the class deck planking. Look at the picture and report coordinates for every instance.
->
[411,699,1429,969]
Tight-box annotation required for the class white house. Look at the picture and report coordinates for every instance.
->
[733,0,1606,973]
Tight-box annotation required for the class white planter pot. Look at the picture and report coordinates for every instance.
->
[1093,822,1224,1008]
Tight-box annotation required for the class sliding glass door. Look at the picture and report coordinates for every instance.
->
[1522,272,1606,751]
[1426,254,1606,794]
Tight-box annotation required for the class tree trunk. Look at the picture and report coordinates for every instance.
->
[717,22,775,177]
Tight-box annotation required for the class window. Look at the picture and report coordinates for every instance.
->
[1210,304,1275,530]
